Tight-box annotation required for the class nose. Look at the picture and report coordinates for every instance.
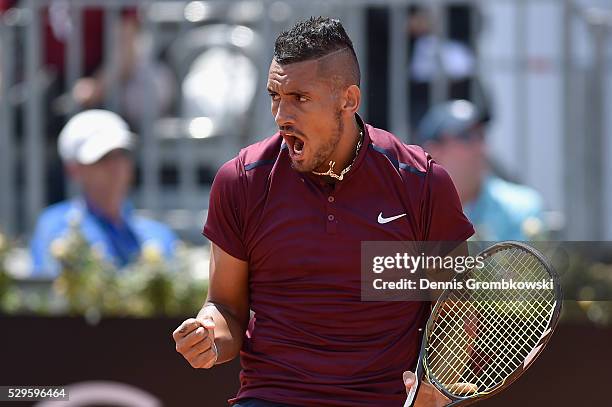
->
[273,99,295,128]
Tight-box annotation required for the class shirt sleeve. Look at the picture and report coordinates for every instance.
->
[421,160,475,242]
[202,157,248,261]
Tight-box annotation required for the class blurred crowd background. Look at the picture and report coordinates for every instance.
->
[0,1,611,405]
[0,0,611,324]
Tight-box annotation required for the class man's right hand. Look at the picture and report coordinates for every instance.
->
[173,317,217,369]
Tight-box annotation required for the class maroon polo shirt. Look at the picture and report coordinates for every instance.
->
[203,115,474,406]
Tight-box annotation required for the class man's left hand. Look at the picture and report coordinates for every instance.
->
[403,371,451,407]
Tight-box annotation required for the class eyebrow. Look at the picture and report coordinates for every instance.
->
[267,87,310,96]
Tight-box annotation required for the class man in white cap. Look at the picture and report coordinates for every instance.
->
[418,100,544,240]
[30,109,177,276]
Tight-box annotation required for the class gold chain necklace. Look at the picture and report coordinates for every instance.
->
[312,130,363,181]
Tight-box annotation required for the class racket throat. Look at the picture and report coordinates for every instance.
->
[403,336,427,407]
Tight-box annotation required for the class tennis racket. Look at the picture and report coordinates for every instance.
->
[404,241,562,407]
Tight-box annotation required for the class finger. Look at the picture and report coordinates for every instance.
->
[199,316,216,329]
[176,326,210,352]
[403,371,416,390]
[182,338,213,362]
[172,318,201,340]
[445,382,478,395]
[199,317,216,346]
[190,347,217,369]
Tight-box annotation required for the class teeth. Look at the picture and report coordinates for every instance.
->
[293,139,304,155]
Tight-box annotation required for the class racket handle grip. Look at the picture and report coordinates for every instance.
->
[403,375,419,407]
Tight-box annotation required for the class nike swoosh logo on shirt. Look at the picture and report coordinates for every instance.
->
[377,212,407,224]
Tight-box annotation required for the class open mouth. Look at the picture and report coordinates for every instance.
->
[293,138,304,155]
[283,133,306,157]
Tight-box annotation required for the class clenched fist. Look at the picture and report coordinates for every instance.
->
[173,317,218,369]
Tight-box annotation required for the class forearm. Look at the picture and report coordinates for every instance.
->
[197,302,246,364]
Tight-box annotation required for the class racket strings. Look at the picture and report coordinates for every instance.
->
[430,260,553,387]
[467,298,553,383]
[425,248,556,398]
[429,297,552,390]
[429,259,553,391]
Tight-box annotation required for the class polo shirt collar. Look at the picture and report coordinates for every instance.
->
[339,113,370,183]
[83,198,135,227]
[303,113,371,188]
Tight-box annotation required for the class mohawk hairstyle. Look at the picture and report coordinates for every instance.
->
[274,16,361,86]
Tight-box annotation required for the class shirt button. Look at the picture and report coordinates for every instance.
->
[327,214,335,221]
[328,196,335,203]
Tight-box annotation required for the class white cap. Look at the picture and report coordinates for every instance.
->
[58,109,134,165]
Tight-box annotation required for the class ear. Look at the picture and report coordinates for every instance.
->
[341,85,361,115]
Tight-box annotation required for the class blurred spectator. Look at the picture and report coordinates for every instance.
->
[0,0,139,121]
[418,99,544,240]
[364,5,490,133]
[407,5,491,130]
[409,6,475,82]
[0,0,139,207]
[30,110,177,277]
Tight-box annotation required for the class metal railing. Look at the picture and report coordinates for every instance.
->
[0,0,610,241]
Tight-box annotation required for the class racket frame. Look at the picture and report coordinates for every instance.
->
[405,241,563,407]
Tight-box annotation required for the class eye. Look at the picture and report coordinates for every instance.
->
[268,92,280,101]
[297,95,308,102]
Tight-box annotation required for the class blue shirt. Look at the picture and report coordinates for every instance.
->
[30,199,178,277]
[464,175,544,241]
